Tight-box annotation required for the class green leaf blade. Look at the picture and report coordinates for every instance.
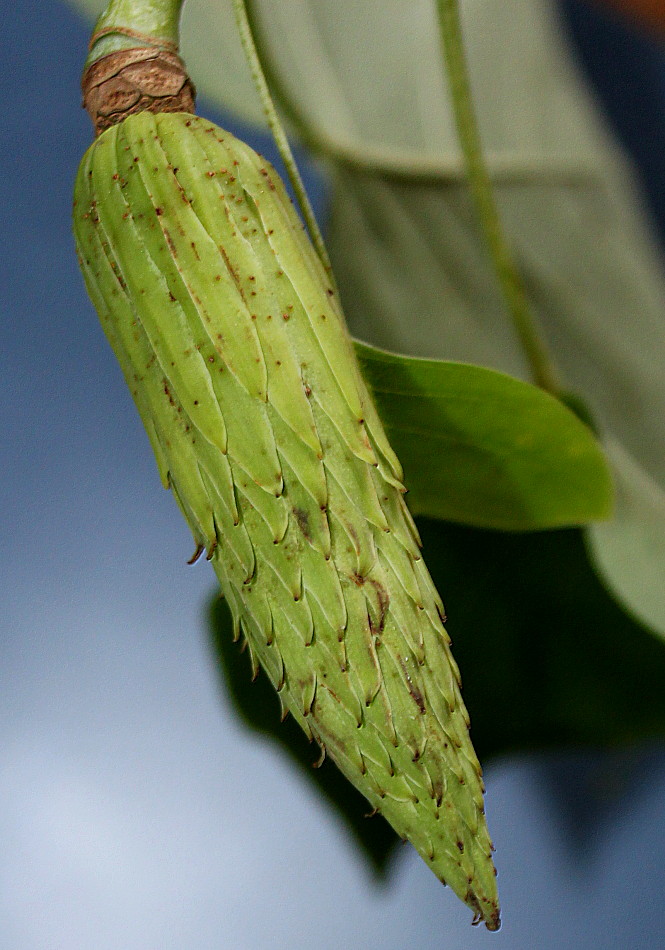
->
[356,341,614,531]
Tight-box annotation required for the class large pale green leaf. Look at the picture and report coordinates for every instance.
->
[588,439,665,636]
[356,342,613,530]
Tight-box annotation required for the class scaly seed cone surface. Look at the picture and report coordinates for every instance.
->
[73,110,499,929]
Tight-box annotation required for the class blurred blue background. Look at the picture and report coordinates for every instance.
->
[2,1,665,947]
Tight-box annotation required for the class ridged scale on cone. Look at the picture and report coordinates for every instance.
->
[73,111,499,930]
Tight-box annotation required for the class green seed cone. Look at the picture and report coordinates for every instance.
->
[73,110,500,929]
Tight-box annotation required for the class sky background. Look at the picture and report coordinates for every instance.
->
[2,1,665,948]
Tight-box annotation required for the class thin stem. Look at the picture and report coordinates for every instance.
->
[435,0,560,394]
[231,0,334,281]
[243,0,328,158]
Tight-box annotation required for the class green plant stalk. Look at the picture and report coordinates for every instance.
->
[435,0,560,395]
[243,0,322,150]
[85,0,184,69]
[231,0,334,283]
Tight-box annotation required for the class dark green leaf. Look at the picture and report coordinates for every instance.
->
[356,341,614,530]
[417,520,665,756]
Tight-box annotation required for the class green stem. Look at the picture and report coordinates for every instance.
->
[243,0,321,154]
[231,0,335,282]
[435,0,560,394]
[85,0,184,70]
